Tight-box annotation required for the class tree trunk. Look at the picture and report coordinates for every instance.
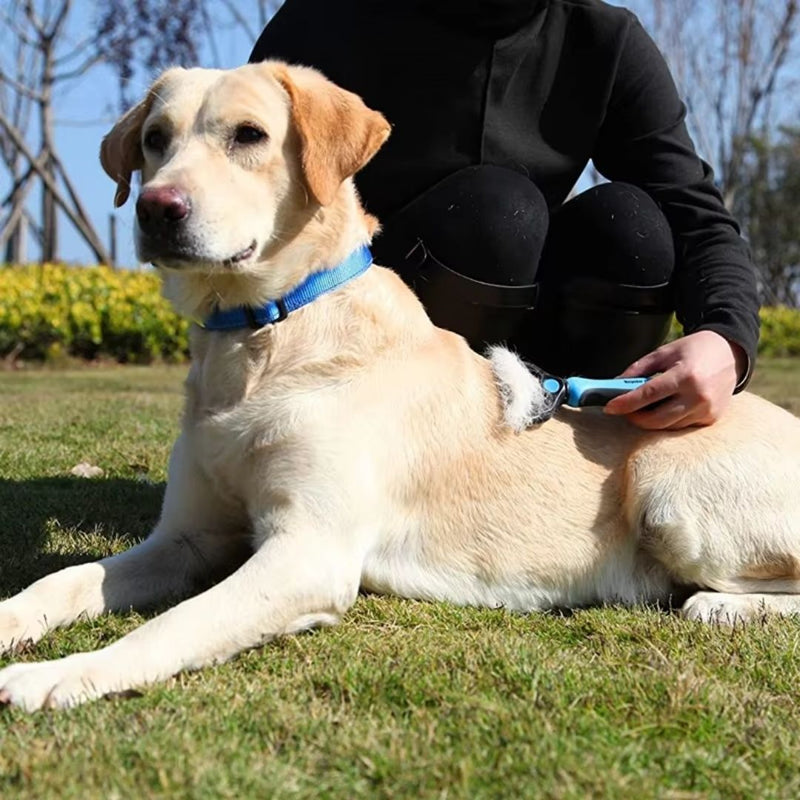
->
[39,25,57,263]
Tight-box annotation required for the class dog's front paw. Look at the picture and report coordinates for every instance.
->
[0,605,42,654]
[0,654,115,711]
[681,591,762,625]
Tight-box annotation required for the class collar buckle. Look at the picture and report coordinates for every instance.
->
[244,307,261,329]
[275,298,289,323]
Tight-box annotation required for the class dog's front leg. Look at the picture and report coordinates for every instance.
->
[0,434,248,653]
[0,518,362,711]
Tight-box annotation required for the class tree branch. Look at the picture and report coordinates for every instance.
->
[43,0,73,43]
[1,157,42,205]
[0,109,112,264]
[0,68,44,102]
[0,172,36,246]
[53,34,98,66]
[215,0,258,41]
[53,52,106,83]
[0,8,40,49]
[22,0,46,38]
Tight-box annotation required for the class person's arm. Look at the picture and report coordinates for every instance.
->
[592,14,759,428]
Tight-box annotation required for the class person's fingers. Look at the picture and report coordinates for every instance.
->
[608,331,740,429]
[663,413,714,431]
[626,399,694,430]
[617,342,678,378]
[604,371,679,416]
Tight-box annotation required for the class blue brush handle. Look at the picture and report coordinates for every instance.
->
[565,376,649,408]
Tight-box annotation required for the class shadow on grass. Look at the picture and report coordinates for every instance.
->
[0,477,164,596]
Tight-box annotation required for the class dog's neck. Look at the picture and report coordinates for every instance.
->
[184,263,433,417]
[173,184,434,415]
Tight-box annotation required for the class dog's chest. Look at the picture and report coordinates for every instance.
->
[186,383,302,497]
[187,374,358,511]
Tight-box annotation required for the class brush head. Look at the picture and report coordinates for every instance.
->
[488,347,565,429]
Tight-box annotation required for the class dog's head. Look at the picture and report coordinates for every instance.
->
[100,62,390,284]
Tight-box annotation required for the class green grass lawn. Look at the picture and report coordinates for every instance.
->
[1,359,799,799]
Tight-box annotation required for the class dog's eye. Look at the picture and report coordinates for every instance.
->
[234,125,267,145]
[144,128,168,153]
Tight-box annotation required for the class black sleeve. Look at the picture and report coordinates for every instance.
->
[591,13,760,388]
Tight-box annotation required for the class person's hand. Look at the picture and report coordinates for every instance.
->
[603,330,747,430]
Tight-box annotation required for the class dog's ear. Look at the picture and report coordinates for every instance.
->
[100,92,157,208]
[276,65,391,206]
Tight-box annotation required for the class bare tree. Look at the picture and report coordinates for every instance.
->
[629,0,800,208]
[0,0,111,264]
[0,3,35,263]
[735,129,800,305]
[96,0,283,107]
[0,0,281,266]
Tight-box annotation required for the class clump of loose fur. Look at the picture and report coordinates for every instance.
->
[487,346,557,432]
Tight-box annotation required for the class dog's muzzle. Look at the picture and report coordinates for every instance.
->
[136,186,195,261]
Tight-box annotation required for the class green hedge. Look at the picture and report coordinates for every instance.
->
[668,306,800,357]
[0,263,189,363]
[758,306,800,357]
[1,263,799,363]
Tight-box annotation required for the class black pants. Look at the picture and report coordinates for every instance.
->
[371,165,675,377]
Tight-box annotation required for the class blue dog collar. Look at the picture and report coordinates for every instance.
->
[202,245,373,331]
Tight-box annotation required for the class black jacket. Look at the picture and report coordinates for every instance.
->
[250,0,760,370]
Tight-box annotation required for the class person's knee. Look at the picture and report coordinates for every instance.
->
[544,181,675,285]
[515,182,676,376]
[373,165,549,286]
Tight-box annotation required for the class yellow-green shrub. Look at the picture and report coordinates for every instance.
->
[758,306,800,357]
[670,307,800,357]
[0,263,189,363]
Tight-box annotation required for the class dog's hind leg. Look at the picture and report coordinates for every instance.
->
[630,425,800,625]
[682,589,800,624]
[0,435,249,653]
[644,513,800,624]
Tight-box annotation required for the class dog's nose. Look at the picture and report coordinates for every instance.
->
[136,187,191,229]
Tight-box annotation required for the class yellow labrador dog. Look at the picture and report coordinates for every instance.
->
[1,62,799,711]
